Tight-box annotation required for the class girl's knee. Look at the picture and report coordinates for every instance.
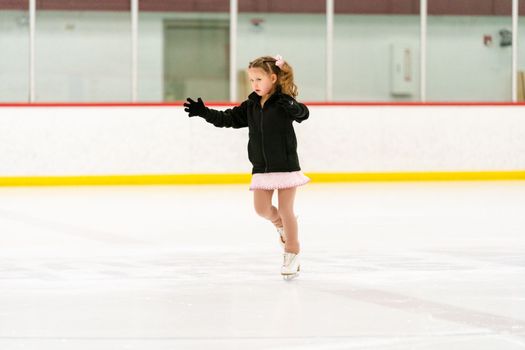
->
[278,207,295,219]
[254,204,272,218]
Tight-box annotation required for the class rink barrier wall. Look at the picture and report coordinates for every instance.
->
[0,171,525,186]
[1,102,525,186]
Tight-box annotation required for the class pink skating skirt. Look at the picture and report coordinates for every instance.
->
[249,171,310,191]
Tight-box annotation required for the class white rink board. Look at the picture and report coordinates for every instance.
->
[0,105,524,176]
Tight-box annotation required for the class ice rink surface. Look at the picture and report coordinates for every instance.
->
[1,181,524,350]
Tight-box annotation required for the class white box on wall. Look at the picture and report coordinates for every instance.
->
[390,44,415,96]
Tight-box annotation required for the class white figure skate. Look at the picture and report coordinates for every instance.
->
[281,252,300,280]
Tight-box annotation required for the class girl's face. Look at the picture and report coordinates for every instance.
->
[248,67,277,97]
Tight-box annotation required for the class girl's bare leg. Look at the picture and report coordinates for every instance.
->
[277,187,299,254]
[253,189,283,228]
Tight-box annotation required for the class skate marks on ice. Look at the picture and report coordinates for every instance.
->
[0,207,147,245]
[1,248,525,350]
[326,287,525,336]
[304,248,525,339]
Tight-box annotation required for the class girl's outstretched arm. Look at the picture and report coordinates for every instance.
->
[184,97,248,129]
[277,95,309,123]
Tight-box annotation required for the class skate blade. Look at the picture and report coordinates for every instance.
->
[282,266,300,281]
[282,272,299,281]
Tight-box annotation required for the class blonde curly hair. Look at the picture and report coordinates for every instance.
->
[248,55,298,98]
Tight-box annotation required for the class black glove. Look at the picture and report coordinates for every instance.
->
[184,97,207,117]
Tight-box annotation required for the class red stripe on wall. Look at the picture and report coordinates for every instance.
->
[0,102,524,108]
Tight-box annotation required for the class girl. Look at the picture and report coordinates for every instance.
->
[183,55,309,280]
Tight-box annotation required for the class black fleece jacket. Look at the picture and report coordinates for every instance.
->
[200,91,309,174]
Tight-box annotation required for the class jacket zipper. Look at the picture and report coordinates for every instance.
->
[260,107,268,172]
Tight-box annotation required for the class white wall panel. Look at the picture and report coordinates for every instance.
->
[0,105,524,176]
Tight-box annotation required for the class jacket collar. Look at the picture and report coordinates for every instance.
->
[248,87,283,104]
[248,91,261,102]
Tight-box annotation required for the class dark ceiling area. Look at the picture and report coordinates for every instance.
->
[0,0,524,15]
